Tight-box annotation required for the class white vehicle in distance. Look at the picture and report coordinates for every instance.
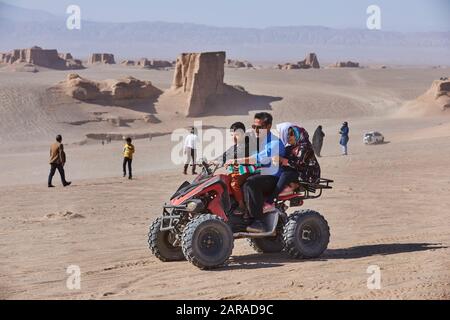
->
[363,131,385,145]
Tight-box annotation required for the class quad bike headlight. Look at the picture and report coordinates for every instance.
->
[185,199,205,213]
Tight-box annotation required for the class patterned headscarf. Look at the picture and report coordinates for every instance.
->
[276,122,296,146]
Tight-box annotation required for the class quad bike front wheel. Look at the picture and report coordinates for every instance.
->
[148,217,185,262]
[182,214,234,270]
[283,210,330,259]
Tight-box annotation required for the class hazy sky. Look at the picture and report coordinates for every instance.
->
[2,0,449,31]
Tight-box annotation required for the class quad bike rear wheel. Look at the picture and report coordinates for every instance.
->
[283,210,330,259]
[182,214,234,269]
[148,217,185,262]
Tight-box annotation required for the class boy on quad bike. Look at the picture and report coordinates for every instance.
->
[148,112,333,269]
[213,122,259,217]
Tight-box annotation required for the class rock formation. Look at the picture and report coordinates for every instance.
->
[56,74,162,102]
[333,61,360,68]
[299,53,320,69]
[413,79,450,112]
[88,53,116,64]
[0,46,83,70]
[59,53,73,60]
[226,59,253,69]
[277,53,320,70]
[277,63,300,70]
[137,58,173,69]
[170,51,226,116]
[165,51,263,116]
[118,58,173,69]
[121,60,135,66]
[136,59,147,67]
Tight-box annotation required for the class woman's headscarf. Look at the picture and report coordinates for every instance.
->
[276,122,295,146]
[277,122,305,146]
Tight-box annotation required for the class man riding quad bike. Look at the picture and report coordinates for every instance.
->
[148,159,333,270]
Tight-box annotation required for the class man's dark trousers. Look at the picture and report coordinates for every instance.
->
[243,175,279,220]
[48,163,68,186]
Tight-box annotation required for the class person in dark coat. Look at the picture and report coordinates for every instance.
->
[312,125,325,157]
[48,135,71,188]
[339,122,349,155]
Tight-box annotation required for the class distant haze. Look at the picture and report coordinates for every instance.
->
[0,2,449,65]
[2,0,450,31]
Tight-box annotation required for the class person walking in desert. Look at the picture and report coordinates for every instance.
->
[312,125,325,157]
[183,127,198,175]
[123,137,135,180]
[48,135,71,188]
[339,122,349,155]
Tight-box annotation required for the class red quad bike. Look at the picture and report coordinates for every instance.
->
[148,160,333,269]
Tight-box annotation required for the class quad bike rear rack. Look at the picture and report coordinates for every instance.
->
[297,178,334,200]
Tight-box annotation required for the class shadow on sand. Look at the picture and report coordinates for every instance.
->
[365,141,391,146]
[87,96,161,114]
[218,243,446,271]
[323,242,445,259]
[203,85,283,116]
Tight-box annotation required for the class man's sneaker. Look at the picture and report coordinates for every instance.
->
[246,220,266,233]
[48,185,55,188]
[263,202,275,213]
[63,182,72,187]
[129,176,133,180]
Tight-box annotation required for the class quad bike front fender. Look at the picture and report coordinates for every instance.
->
[169,176,230,222]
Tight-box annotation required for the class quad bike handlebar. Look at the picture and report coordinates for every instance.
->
[200,160,254,177]
[194,159,221,180]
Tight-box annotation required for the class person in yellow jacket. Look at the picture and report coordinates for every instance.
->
[123,137,135,179]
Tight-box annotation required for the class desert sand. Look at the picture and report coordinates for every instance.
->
[0,63,449,299]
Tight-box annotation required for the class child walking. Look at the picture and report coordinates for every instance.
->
[123,137,135,180]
